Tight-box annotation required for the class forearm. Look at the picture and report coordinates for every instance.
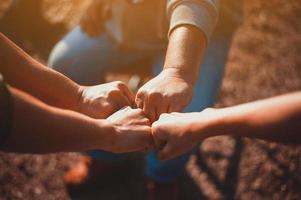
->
[1,87,112,154]
[205,92,301,144]
[0,33,80,110]
[164,25,207,85]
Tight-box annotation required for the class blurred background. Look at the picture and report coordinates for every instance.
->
[0,0,301,199]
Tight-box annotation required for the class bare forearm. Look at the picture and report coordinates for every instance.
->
[164,25,207,84]
[1,87,112,154]
[0,33,80,110]
[206,92,301,144]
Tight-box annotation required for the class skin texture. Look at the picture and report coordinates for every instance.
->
[152,92,301,160]
[78,81,135,119]
[0,33,134,119]
[105,107,154,153]
[152,111,213,160]
[0,88,152,154]
[136,26,207,122]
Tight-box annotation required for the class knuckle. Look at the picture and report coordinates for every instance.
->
[108,89,121,97]
[103,103,115,113]
[137,90,146,97]
[123,106,132,111]
[152,122,159,129]
[149,92,162,99]
[136,108,144,113]
[143,118,151,125]
[114,81,125,87]
[160,113,169,118]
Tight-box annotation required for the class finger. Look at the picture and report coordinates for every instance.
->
[117,82,135,106]
[132,127,154,152]
[145,93,163,122]
[118,93,133,108]
[135,92,144,109]
[147,134,156,151]
[143,97,156,123]
[134,117,151,126]
[157,143,175,160]
[148,133,157,150]
[135,98,143,109]
[168,104,184,113]
[102,102,118,117]
[155,101,169,120]
[151,124,166,150]
[109,90,131,109]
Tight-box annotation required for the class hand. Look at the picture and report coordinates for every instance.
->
[105,107,154,153]
[135,68,193,122]
[80,0,110,37]
[78,81,134,119]
[152,109,215,160]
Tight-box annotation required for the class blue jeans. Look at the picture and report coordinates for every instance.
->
[48,26,231,182]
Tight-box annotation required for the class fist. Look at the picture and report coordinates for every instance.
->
[152,111,212,160]
[105,107,154,153]
[135,68,193,122]
[78,81,134,119]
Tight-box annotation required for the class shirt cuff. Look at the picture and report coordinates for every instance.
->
[168,1,219,42]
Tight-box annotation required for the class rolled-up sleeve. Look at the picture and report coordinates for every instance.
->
[167,0,220,42]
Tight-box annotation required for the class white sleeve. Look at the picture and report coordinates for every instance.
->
[167,0,220,42]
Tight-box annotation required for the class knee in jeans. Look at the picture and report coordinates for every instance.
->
[48,41,72,71]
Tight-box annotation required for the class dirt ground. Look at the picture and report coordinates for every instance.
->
[0,0,301,199]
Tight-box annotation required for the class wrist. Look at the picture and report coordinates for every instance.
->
[200,107,250,139]
[52,81,83,112]
[161,67,196,86]
[193,108,227,140]
[74,85,87,113]
[88,119,116,151]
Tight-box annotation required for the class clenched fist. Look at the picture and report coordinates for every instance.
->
[135,68,193,122]
[104,107,154,153]
[152,109,215,160]
[78,81,134,119]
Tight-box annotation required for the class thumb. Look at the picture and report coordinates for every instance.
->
[135,92,144,109]
[151,124,166,151]
[157,143,174,161]
[138,127,156,151]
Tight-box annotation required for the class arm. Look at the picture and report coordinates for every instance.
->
[0,33,134,118]
[135,0,219,122]
[0,32,81,111]
[208,92,301,143]
[135,24,207,122]
[1,87,152,154]
[152,92,301,160]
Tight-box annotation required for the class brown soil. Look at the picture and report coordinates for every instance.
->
[0,0,301,199]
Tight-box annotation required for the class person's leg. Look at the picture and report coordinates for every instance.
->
[48,26,147,86]
[48,26,148,162]
[146,35,233,182]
